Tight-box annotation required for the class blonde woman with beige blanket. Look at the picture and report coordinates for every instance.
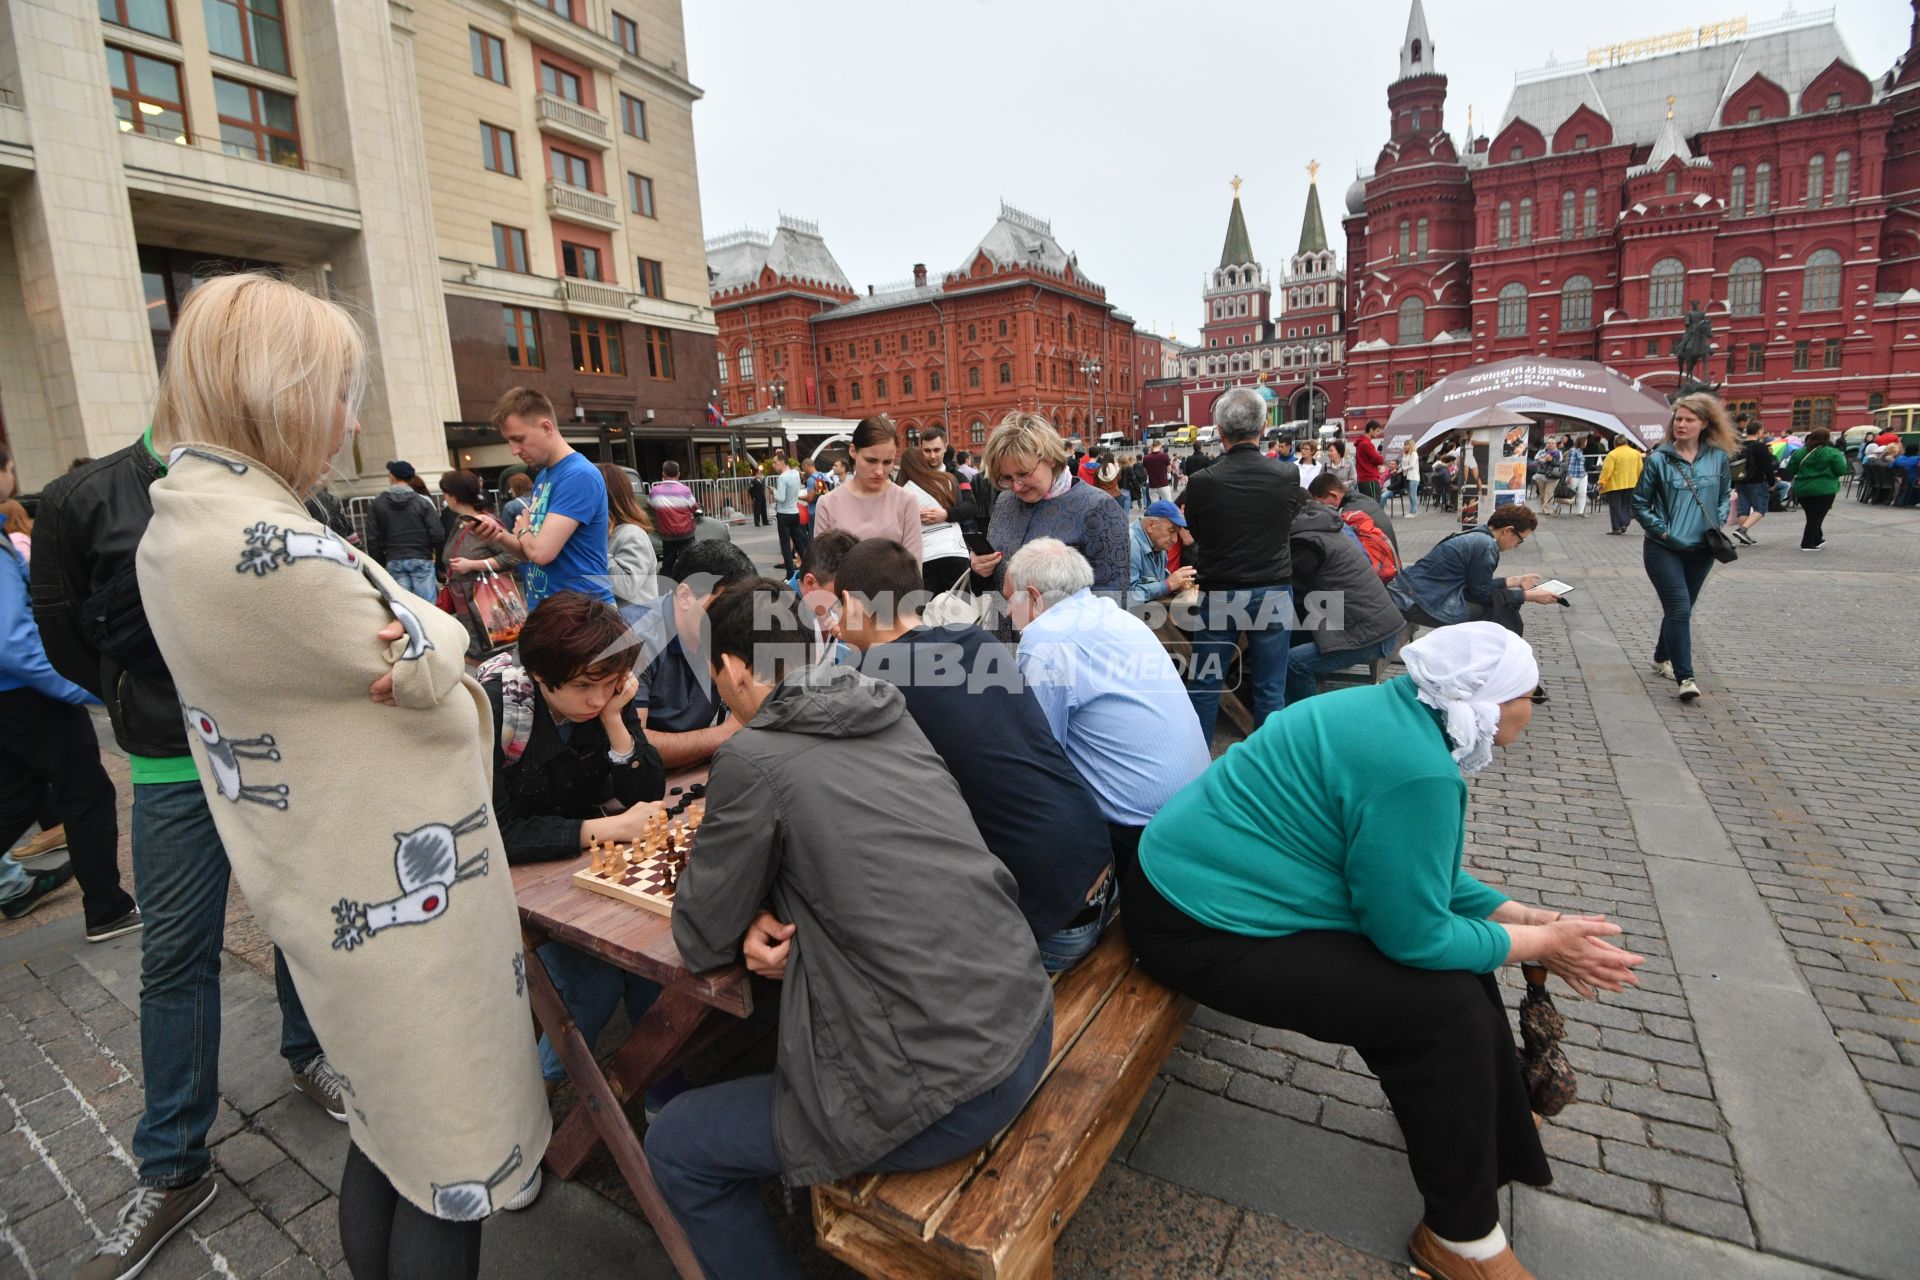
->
[135,274,548,1280]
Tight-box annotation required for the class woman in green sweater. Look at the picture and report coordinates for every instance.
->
[1782,427,1849,551]
[1125,622,1644,1280]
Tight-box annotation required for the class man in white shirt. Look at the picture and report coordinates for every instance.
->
[770,454,803,573]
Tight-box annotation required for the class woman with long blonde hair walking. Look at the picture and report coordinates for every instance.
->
[1631,393,1735,702]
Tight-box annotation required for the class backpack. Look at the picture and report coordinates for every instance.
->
[1341,510,1399,582]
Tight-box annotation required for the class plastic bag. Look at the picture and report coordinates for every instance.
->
[473,568,527,646]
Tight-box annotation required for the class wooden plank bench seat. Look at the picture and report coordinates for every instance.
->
[812,924,1193,1280]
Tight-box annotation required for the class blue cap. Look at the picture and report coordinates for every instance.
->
[1143,499,1187,528]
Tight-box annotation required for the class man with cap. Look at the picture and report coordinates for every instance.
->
[1129,500,1196,609]
[366,460,442,602]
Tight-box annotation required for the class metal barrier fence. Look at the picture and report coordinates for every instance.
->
[678,477,754,521]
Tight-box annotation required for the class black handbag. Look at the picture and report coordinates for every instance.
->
[1671,453,1738,564]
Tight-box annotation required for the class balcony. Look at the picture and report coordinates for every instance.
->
[0,89,30,187]
[535,94,610,150]
[560,277,630,315]
[546,180,620,230]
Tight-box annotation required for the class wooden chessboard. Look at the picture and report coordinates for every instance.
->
[570,801,704,916]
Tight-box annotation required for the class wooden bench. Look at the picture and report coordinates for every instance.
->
[812,925,1192,1280]
[1314,620,1417,693]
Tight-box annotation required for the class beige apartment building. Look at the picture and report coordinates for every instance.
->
[0,0,717,492]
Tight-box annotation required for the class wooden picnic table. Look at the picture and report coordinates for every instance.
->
[511,768,747,1280]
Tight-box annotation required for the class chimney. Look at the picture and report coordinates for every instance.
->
[913,262,927,287]
[868,284,874,295]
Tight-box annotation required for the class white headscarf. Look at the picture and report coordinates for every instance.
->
[1400,622,1539,776]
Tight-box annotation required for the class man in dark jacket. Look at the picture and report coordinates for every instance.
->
[30,433,339,1280]
[1180,387,1304,742]
[833,538,1114,969]
[1286,502,1406,701]
[646,581,1052,1279]
[914,425,982,533]
[366,460,441,602]
[1729,420,1777,545]
[1313,471,1401,556]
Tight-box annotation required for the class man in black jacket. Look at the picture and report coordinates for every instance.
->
[1286,502,1406,702]
[1729,420,1777,545]
[914,425,982,533]
[32,434,343,1280]
[365,460,441,602]
[1180,387,1304,743]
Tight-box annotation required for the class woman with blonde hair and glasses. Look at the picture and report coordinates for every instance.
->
[1631,392,1735,702]
[969,411,1129,599]
[133,273,548,1280]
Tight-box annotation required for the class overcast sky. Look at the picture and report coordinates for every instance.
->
[685,1,1911,344]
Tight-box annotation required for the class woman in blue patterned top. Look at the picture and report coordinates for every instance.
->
[967,412,1129,606]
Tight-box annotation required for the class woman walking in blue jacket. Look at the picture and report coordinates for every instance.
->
[1631,394,1734,702]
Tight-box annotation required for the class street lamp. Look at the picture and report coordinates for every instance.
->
[1079,357,1101,441]
[1303,342,1332,432]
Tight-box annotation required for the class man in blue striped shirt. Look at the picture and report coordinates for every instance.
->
[1007,538,1211,885]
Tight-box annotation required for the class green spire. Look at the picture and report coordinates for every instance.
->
[1219,189,1255,268]
[1297,176,1328,256]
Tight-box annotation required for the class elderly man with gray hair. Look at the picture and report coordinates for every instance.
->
[1179,386,1305,743]
[1007,539,1211,886]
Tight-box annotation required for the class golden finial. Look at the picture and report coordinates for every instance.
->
[1231,174,1243,197]
[1306,159,1321,184]
[1667,94,1676,120]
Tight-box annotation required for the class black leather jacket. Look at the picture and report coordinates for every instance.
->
[30,440,190,758]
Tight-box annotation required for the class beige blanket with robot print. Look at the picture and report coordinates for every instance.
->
[138,444,549,1220]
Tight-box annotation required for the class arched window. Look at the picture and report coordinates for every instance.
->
[1496,282,1528,337]
[1518,198,1534,244]
[998,361,1012,385]
[1727,256,1764,317]
[1649,258,1686,319]
[716,350,728,383]
[1729,165,1746,214]
[1582,187,1599,235]
[1497,201,1512,248]
[967,366,981,389]
[1807,155,1825,209]
[1664,171,1678,196]
[737,348,754,379]
[1833,151,1851,204]
[1753,163,1771,214]
[1416,217,1429,256]
[1560,189,1575,238]
[1396,296,1425,346]
[1398,220,1411,260]
[1561,275,1594,330]
[1212,300,1221,320]
[1802,248,1841,311]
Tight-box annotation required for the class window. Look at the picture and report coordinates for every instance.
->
[1823,341,1841,370]
[1414,370,1427,393]
[736,348,753,379]
[106,47,188,143]
[1508,145,1523,162]
[971,420,986,445]
[928,328,938,348]
[1727,257,1763,316]
[1793,340,1810,370]
[214,76,299,166]
[503,306,541,369]
[1869,392,1885,413]
[1806,155,1824,209]
[1648,257,1685,319]
[480,123,517,175]
[1582,187,1598,235]
[1561,275,1593,331]
[967,366,981,389]
[716,351,727,384]
[1802,248,1841,311]
[1665,172,1678,196]
[470,28,507,83]
[1646,338,1661,357]
[569,316,624,375]
[902,372,914,396]
[1729,166,1746,213]
[1812,397,1834,428]
[560,241,601,281]
[850,380,862,402]
[1559,190,1574,238]
[1826,91,1843,111]
[1792,399,1811,430]
[998,361,1012,385]
[1518,198,1533,244]
[967,322,978,342]
[929,369,942,392]
[1411,108,1422,131]
[1496,282,1528,337]
[1397,220,1411,261]
[825,384,836,405]
[874,376,887,400]
[1575,132,1589,149]
[1394,371,1407,398]
[205,0,288,73]
[620,94,647,139]
[628,173,655,217]
[1833,151,1850,204]
[998,318,1008,337]
[538,0,576,17]
[1395,296,1425,345]
[491,224,528,273]
[1746,343,1765,373]
[1753,163,1771,214]
[548,146,591,188]
[100,0,174,39]
[612,11,638,55]
[635,257,663,297]
[539,61,583,104]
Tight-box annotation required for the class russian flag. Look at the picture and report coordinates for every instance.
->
[707,402,727,430]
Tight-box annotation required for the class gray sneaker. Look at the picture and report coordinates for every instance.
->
[86,907,144,944]
[76,1177,217,1280]
[1,865,74,920]
[291,1055,349,1122]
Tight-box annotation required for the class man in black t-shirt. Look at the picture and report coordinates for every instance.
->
[1730,421,1778,545]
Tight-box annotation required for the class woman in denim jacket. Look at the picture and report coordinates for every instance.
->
[1631,394,1734,703]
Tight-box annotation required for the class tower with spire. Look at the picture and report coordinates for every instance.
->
[1199,176,1271,352]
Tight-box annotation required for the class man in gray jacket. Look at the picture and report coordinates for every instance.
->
[645,579,1053,1279]
[1285,501,1406,701]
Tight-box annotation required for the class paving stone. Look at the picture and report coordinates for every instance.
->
[1659,1188,1757,1247]
[67,1151,138,1213]
[246,1158,327,1227]
[13,1198,94,1259]
[1158,1048,1231,1094]
[1539,1124,1601,1167]
[1319,1101,1404,1151]
[1289,1062,1388,1110]
[284,1197,344,1270]
[1604,1082,1722,1130]
[1222,1074,1322,1124]
[213,1130,288,1185]
[204,1210,298,1275]
[1647,1120,1734,1165]
[1549,1102,1647,1145]
[1199,1036,1294,1082]
[1052,1164,1236,1279]
[1537,1160,1659,1217]
[1601,1140,1743,1203]
[0,1159,66,1220]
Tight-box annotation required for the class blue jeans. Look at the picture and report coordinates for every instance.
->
[131,780,320,1188]
[1037,870,1117,974]
[0,851,28,901]
[645,1010,1053,1280]
[385,557,436,602]
[535,942,661,1083]
[1285,632,1399,705]
[1642,540,1715,684]
[1186,585,1293,744]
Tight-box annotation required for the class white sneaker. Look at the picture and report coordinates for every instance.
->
[1677,678,1701,701]
[504,1168,541,1212]
[1652,660,1675,679]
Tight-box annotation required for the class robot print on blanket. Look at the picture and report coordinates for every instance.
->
[184,708,289,809]
[331,807,492,951]
[431,1146,527,1222]
[233,521,435,660]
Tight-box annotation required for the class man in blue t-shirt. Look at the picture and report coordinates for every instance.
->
[474,387,612,607]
